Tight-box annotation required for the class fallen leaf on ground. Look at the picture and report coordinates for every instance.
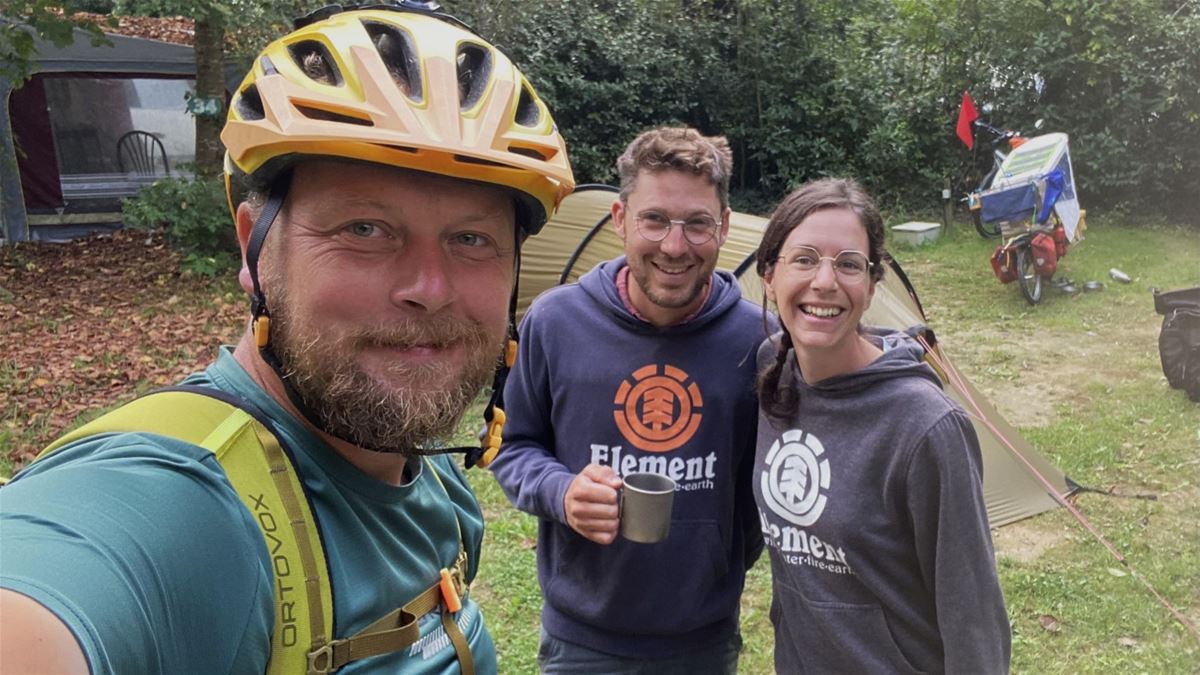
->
[2,230,243,468]
[1038,614,1061,633]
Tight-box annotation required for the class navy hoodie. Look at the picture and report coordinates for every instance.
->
[491,257,767,658]
[755,328,1011,674]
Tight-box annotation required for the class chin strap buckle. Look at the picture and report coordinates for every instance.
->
[250,291,271,348]
[465,338,518,470]
[252,314,271,348]
[475,407,505,468]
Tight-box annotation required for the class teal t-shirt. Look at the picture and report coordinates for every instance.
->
[0,347,496,674]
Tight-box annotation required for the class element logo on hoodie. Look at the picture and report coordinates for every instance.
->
[613,364,703,452]
[760,429,830,526]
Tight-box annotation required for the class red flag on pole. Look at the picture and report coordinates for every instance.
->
[956,91,979,149]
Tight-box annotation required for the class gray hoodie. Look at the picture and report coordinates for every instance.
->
[754,328,1011,674]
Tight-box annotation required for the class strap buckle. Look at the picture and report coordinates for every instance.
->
[306,642,336,675]
[439,568,462,613]
[439,550,470,613]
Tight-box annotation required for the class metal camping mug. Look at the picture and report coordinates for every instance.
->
[619,472,676,544]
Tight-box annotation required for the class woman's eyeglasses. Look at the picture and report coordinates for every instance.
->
[776,246,874,281]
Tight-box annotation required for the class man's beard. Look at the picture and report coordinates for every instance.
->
[628,255,711,309]
[268,287,502,456]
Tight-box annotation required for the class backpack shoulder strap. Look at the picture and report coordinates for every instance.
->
[41,387,260,456]
[37,388,476,674]
[38,386,334,675]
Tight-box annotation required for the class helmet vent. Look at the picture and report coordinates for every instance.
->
[454,154,509,169]
[236,85,266,121]
[362,21,422,102]
[294,104,374,127]
[509,146,548,161]
[381,144,419,154]
[456,43,492,110]
[514,83,541,127]
[288,40,342,86]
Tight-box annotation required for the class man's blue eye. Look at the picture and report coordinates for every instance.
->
[349,222,378,237]
[457,233,483,246]
[451,232,503,261]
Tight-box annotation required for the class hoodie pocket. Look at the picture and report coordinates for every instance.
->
[548,519,731,635]
[772,590,928,675]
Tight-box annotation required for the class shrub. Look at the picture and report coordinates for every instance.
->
[122,176,238,276]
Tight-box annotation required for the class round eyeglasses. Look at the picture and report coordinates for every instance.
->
[776,246,874,281]
[634,212,720,246]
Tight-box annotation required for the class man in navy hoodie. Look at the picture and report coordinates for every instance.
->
[491,127,765,673]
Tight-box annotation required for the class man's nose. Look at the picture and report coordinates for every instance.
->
[659,223,690,257]
[390,244,455,314]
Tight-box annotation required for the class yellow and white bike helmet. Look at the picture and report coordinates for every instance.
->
[222,1,573,232]
[220,1,574,465]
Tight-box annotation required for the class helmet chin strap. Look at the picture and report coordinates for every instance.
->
[461,256,520,469]
[244,176,521,466]
[244,174,349,449]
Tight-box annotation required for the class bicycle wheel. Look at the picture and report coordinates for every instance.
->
[1015,246,1042,305]
[972,209,1002,238]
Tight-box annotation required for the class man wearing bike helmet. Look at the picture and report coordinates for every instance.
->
[0,3,573,673]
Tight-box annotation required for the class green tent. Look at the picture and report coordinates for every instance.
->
[517,186,1075,527]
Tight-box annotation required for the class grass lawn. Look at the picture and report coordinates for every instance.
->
[463,211,1200,673]
[3,214,1197,672]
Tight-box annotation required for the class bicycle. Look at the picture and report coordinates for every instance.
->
[990,221,1065,304]
[963,117,1041,238]
[975,129,1085,305]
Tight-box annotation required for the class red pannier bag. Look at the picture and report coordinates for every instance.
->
[1031,232,1058,278]
[1052,223,1070,258]
[991,245,1017,283]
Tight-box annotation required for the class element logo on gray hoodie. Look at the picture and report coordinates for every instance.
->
[758,428,851,576]
[760,428,830,526]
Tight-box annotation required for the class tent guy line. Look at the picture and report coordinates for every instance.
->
[918,333,1200,643]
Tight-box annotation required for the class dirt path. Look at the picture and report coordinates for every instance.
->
[937,319,1163,428]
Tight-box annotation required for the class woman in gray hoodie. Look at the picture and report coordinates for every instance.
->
[751,178,1011,674]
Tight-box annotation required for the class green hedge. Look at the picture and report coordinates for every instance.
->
[452,0,1199,222]
[121,176,239,276]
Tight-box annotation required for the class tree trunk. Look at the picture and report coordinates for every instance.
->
[193,8,225,178]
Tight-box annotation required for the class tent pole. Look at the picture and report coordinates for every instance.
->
[558,185,619,285]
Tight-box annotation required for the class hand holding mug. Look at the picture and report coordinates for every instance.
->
[564,464,623,544]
